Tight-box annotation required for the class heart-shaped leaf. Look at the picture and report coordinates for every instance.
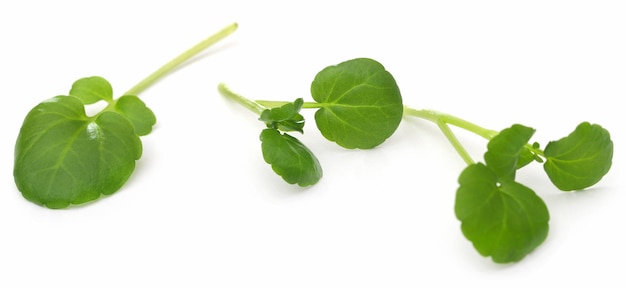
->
[455,163,550,263]
[14,95,143,209]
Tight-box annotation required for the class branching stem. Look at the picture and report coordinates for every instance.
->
[217,84,510,166]
[403,106,499,164]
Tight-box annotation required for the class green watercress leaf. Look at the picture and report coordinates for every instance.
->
[516,147,535,169]
[14,95,142,208]
[311,58,403,149]
[455,163,550,263]
[69,76,113,104]
[114,95,157,136]
[259,98,305,133]
[484,124,535,180]
[543,122,613,191]
[14,23,237,209]
[260,128,322,186]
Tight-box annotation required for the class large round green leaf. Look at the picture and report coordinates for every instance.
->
[14,96,142,208]
[310,58,403,149]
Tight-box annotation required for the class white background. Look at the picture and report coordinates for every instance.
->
[1,1,624,287]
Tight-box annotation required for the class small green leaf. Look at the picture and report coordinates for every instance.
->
[260,128,322,187]
[516,147,535,169]
[14,96,142,208]
[484,124,535,180]
[455,163,550,263]
[69,76,113,104]
[259,98,305,133]
[543,122,613,191]
[311,58,403,149]
[114,95,157,136]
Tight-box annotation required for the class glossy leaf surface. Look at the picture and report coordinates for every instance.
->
[543,122,613,191]
[260,128,322,187]
[14,77,154,208]
[310,58,403,149]
[14,96,142,208]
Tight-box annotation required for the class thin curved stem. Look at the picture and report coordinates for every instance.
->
[125,22,238,96]
[218,83,267,115]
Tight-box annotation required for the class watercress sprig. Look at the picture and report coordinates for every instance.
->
[220,57,613,264]
[14,23,238,209]
[219,58,404,185]
[404,107,612,263]
[218,84,322,186]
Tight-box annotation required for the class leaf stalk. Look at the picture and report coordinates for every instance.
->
[403,106,498,164]
[125,22,238,96]
[218,83,267,115]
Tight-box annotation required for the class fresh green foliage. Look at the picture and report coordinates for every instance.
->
[404,107,613,263]
[219,58,403,186]
[13,23,238,208]
[14,89,145,208]
[259,99,322,186]
[456,163,550,263]
[261,129,322,186]
[455,125,550,263]
[543,122,613,191]
[259,98,305,133]
[221,56,613,264]
[484,124,536,181]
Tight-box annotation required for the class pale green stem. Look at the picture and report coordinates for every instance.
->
[125,22,238,96]
[255,100,323,109]
[217,84,325,114]
[403,106,499,164]
[218,83,267,115]
[435,120,475,165]
[403,107,498,140]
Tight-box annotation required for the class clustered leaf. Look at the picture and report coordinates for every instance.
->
[259,98,305,132]
[455,122,612,263]
[258,99,322,186]
[220,56,613,264]
[14,77,155,208]
[223,58,404,187]
[456,125,549,263]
